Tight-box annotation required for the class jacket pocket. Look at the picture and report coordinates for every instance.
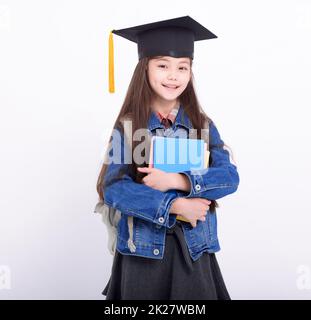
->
[134,216,158,245]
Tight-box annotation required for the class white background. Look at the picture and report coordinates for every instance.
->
[1,0,311,299]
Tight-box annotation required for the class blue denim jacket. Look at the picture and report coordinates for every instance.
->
[103,105,239,262]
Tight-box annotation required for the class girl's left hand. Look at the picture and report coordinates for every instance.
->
[137,167,174,192]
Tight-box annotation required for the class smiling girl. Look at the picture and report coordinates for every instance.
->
[96,16,239,300]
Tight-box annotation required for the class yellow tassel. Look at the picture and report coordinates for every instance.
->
[109,31,115,93]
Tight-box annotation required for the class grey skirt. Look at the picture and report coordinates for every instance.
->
[102,220,231,300]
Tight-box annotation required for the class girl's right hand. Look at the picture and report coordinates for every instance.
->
[170,198,211,228]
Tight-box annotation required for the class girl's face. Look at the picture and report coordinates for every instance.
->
[147,56,191,103]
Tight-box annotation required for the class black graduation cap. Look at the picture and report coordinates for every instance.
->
[108,16,217,93]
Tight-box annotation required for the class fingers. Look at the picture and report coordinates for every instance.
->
[197,199,211,211]
[197,198,211,205]
[137,167,153,174]
[191,214,207,228]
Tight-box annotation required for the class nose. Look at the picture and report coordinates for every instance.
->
[167,72,177,81]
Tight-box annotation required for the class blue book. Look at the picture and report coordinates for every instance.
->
[149,136,209,172]
[148,136,209,223]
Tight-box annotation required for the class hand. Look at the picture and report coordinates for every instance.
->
[137,167,174,192]
[170,198,211,228]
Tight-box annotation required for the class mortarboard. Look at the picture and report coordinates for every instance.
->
[108,15,217,93]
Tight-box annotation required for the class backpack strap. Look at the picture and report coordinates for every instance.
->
[120,115,137,253]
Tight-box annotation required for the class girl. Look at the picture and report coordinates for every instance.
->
[96,16,239,300]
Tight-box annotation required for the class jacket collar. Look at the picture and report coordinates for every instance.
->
[147,103,193,131]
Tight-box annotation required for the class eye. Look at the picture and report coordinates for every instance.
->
[158,64,167,68]
[179,67,188,71]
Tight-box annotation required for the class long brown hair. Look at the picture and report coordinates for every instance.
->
[96,56,234,213]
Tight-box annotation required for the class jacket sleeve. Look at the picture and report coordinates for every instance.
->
[103,128,179,228]
[179,121,240,200]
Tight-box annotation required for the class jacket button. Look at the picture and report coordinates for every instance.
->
[158,217,165,223]
[195,184,201,191]
[153,249,160,255]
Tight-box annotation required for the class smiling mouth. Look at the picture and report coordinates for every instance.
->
[162,84,179,90]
